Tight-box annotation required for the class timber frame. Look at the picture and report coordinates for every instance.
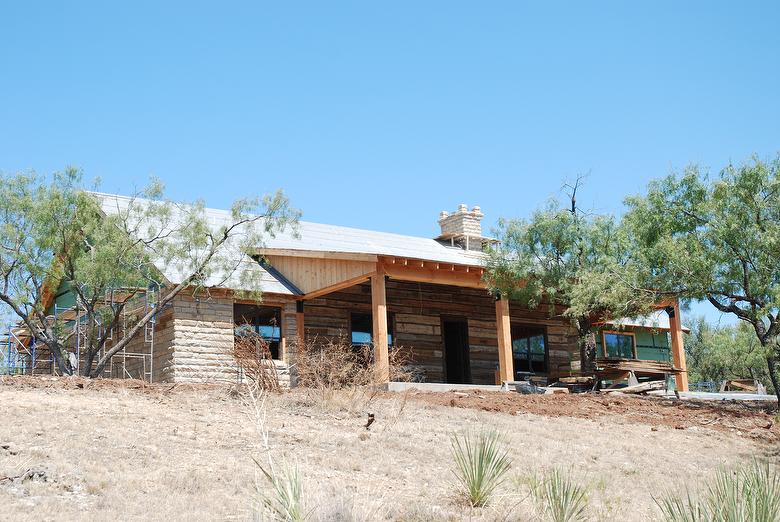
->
[254,248,689,391]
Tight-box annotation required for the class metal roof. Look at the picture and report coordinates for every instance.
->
[605,310,691,333]
[94,192,485,295]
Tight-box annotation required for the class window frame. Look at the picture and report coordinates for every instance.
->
[233,304,283,360]
[510,323,548,375]
[601,330,637,359]
[349,311,395,348]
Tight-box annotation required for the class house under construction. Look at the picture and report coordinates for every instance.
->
[2,196,689,390]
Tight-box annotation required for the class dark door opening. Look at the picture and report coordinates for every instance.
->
[443,319,471,384]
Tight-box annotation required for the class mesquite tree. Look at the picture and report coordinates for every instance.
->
[0,168,299,377]
[485,179,658,373]
[624,155,780,398]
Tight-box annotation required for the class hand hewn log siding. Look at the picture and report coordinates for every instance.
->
[302,280,579,384]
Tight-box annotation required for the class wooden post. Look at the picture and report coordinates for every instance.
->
[668,300,689,392]
[495,296,514,384]
[371,267,390,383]
[295,300,305,352]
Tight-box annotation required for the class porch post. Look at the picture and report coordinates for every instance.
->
[371,266,389,382]
[495,296,514,384]
[668,300,689,392]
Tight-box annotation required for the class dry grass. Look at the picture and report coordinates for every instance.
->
[0,376,770,521]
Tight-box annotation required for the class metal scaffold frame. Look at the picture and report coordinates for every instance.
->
[3,284,165,382]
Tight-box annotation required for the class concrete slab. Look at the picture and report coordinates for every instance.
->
[386,381,505,393]
[650,390,778,402]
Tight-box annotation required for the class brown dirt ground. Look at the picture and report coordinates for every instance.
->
[1,375,778,521]
[409,389,780,443]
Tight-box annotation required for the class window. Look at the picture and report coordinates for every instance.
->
[602,331,636,359]
[234,304,282,359]
[350,312,394,347]
[511,325,547,376]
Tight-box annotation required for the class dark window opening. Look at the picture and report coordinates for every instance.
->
[234,304,282,359]
[511,325,547,377]
[350,312,394,348]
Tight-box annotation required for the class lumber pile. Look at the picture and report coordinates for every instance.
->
[720,379,766,394]
[551,376,594,393]
[595,357,680,375]
[603,380,665,395]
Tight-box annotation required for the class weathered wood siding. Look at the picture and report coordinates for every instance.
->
[302,281,579,384]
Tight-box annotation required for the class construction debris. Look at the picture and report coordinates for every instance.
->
[596,357,681,376]
[720,379,767,395]
[603,380,665,395]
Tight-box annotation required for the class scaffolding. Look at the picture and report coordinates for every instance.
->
[1,328,36,376]
[2,285,165,382]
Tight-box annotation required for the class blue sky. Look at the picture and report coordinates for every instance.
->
[2,2,779,326]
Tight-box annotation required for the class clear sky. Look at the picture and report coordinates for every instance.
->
[2,2,779,326]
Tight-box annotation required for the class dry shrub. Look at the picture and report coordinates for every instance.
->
[234,331,280,393]
[293,336,410,411]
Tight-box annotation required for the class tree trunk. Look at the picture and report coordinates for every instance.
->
[767,355,780,403]
[83,348,97,377]
[47,340,73,375]
[576,317,597,376]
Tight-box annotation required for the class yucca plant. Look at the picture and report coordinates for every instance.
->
[450,429,512,507]
[655,491,707,522]
[530,468,589,522]
[656,460,780,522]
[254,457,309,522]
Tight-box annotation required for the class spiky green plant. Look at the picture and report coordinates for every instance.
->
[656,460,780,522]
[450,429,512,507]
[254,457,309,522]
[529,468,589,522]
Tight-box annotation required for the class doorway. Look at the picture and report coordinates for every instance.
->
[443,318,471,384]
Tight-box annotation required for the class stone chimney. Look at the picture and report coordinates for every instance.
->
[437,204,489,251]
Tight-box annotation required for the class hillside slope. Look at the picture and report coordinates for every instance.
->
[0,377,770,521]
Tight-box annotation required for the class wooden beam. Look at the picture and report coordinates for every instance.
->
[495,297,514,383]
[668,300,689,391]
[301,272,376,300]
[381,262,486,289]
[371,267,389,383]
[256,248,378,262]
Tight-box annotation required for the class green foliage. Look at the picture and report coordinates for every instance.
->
[529,468,590,522]
[685,317,773,390]
[486,191,658,338]
[0,168,299,376]
[450,429,512,507]
[625,156,780,345]
[254,457,309,522]
[656,461,780,522]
